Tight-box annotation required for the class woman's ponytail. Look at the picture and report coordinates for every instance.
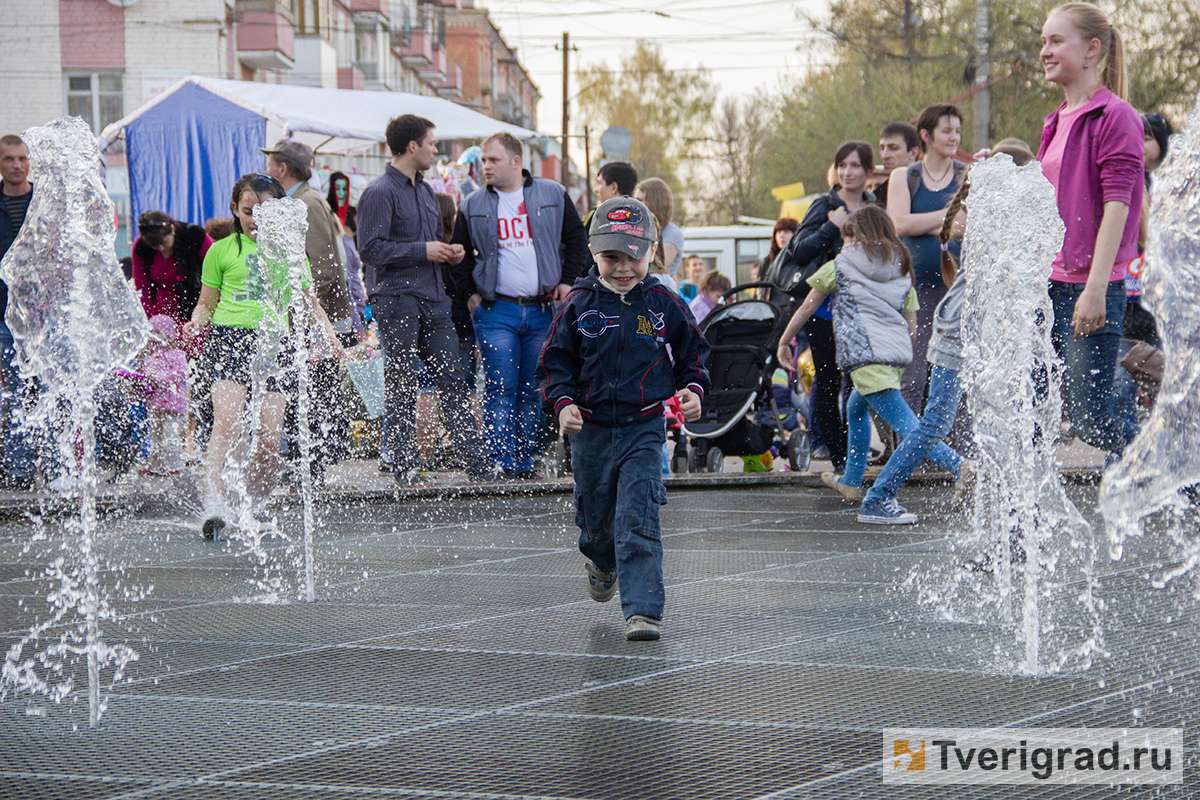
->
[1104,24,1128,102]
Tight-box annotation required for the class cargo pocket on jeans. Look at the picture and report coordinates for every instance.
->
[634,479,668,542]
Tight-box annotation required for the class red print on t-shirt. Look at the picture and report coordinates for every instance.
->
[498,200,532,246]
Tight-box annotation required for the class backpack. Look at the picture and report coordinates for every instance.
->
[906,161,966,200]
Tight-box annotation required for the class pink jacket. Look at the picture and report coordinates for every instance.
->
[1037,86,1144,282]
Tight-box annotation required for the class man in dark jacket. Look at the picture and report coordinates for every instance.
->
[358,115,492,486]
[450,132,587,477]
[0,134,35,489]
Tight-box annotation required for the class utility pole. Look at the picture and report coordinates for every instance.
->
[583,125,593,209]
[903,0,914,60]
[973,0,990,151]
[562,32,570,186]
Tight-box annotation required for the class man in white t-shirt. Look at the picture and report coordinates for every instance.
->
[450,133,588,477]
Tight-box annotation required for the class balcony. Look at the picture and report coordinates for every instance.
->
[236,11,296,71]
[338,66,365,91]
[400,28,433,69]
[349,0,390,19]
[436,64,462,99]
[417,47,445,84]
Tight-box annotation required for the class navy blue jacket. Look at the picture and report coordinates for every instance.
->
[539,272,710,427]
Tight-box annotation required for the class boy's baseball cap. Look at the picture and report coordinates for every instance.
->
[589,197,657,260]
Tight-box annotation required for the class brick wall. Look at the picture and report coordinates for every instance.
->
[123,0,227,114]
[59,0,124,70]
[1,0,63,134]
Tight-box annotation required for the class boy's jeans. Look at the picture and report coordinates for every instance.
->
[571,415,667,621]
[842,387,961,489]
[864,366,963,504]
[1049,280,1140,456]
[473,300,554,473]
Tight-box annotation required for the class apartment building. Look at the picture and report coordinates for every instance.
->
[3,0,538,139]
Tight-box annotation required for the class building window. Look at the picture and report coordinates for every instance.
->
[65,73,124,135]
[297,0,333,40]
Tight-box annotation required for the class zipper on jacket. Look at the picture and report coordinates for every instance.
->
[611,293,626,417]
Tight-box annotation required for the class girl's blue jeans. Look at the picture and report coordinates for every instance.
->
[841,382,961,489]
[862,366,964,502]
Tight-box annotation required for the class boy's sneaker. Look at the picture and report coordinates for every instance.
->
[950,459,977,507]
[820,471,862,502]
[585,561,617,603]
[625,615,661,641]
[858,497,918,525]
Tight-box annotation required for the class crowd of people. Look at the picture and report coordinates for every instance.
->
[768,1,1169,526]
[0,2,1179,635]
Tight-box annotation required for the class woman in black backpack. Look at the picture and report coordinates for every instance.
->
[774,141,875,473]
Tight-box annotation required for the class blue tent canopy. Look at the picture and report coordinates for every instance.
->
[103,76,539,230]
[125,81,265,230]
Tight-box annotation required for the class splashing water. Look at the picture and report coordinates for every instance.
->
[0,116,150,725]
[1100,95,1200,586]
[253,197,316,603]
[912,154,1102,674]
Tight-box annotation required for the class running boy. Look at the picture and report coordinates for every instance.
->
[539,197,710,641]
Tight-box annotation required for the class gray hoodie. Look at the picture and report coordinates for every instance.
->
[831,243,914,374]
[926,244,965,370]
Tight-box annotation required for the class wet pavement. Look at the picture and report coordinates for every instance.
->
[0,481,1196,799]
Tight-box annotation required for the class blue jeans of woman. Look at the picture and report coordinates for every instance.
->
[571,416,667,621]
[863,366,964,503]
[473,299,553,473]
[1049,280,1140,456]
[841,385,961,489]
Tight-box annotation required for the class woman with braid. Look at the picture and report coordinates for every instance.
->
[856,144,1034,524]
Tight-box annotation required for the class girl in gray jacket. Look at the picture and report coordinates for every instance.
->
[855,144,1034,523]
[776,205,961,505]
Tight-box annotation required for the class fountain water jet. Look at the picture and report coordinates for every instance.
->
[904,154,1103,675]
[0,116,150,726]
[252,197,316,602]
[1101,95,1200,583]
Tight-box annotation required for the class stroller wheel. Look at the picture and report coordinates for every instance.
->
[688,446,706,473]
[706,447,724,474]
[671,451,689,474]
[787,429,811,473]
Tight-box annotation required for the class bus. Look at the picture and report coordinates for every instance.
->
[679,224,776,288]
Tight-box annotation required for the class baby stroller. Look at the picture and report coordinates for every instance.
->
[672,282,810,474]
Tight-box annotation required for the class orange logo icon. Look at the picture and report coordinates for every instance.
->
[894,740,925,771]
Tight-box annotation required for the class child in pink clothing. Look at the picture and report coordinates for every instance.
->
[142,315,189,473]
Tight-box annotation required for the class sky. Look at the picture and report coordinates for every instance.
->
[481,0,834,141]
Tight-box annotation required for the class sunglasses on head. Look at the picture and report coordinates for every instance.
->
[1144,112,1166,125]
[249,172,282,187]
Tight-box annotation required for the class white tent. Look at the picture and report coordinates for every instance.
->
[100,76,537,155]
[99,76,537,228]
